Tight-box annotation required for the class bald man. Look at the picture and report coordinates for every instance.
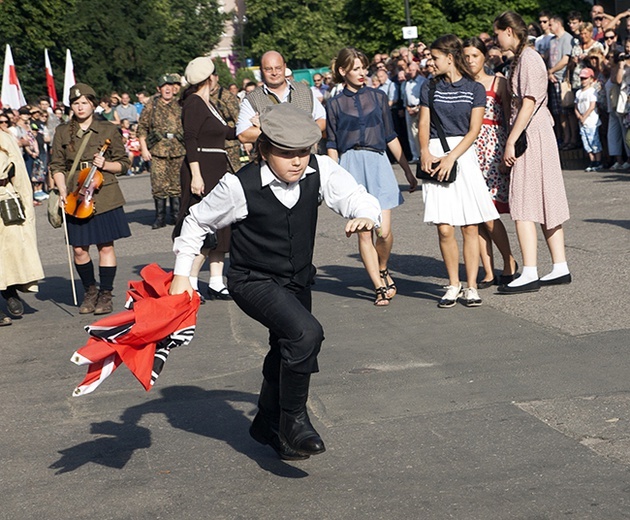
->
[236,51,326,144]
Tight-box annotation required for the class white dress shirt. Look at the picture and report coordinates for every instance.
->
[173,155,382,276]
[236,81,326,135]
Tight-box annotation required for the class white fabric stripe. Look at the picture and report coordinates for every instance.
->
[71,351,93,366]
[72,354,117,396]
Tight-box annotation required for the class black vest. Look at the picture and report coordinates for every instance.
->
[229,156,320,287]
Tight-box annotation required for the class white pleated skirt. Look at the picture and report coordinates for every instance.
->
[422,136,499,226]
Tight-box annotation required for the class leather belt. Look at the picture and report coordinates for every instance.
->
[79,161,91,170]
[351,145,384,154]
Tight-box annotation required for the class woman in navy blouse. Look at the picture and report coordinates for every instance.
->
[326,47,417,306]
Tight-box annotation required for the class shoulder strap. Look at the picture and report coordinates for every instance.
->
[428,82,451,153]
[66,130,92,188]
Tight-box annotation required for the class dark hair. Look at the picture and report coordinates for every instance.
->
[538,10,552,19]
[567,10,583,22]
[331,47,369,84]
[253,133,273,164]
[38,95,49,103]
[462,37,488,56]
[528,22,542,38]
[179,83,203,106]
[430,34,474,80]
[494,11,529,92]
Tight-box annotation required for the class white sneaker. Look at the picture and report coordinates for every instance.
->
[609,162,623,170]
[438,284,462,308]
[461,287,482,307]
[621,162,630,169]
[585,165,594,172]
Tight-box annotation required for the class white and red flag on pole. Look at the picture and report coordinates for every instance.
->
[62,49,75,107]
[1,44,26,109]
[44,49,58,108]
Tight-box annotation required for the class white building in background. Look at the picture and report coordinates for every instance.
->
[214,0,247,74]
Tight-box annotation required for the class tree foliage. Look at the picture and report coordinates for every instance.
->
[0,0,226,102]
[241,0,591,67]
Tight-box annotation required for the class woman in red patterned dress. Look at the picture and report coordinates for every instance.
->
[464,37,517,289]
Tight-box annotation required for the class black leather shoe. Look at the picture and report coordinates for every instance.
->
[1,289,24,317]
[497,279,541,294]
[249,413,310,461]
[499,261,519,285]
[477,278,496,289]
[279,410,326,456]
[539,273,572,286]
[208,287,232,300]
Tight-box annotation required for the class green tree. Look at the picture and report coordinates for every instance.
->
[0,0,226,102]
[213,58,234,88]
[235,67,257,89]
[240,0,591,65]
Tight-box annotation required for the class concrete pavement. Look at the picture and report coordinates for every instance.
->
[1,165,629,519]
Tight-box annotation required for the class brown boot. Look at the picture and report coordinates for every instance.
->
[79,285,99,314]
[94,290,113,315]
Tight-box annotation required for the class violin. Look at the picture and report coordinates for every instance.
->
[65,139,110,219]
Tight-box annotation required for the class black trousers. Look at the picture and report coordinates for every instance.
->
[228,272,324,381]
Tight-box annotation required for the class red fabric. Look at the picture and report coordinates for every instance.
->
[71,264,200,396]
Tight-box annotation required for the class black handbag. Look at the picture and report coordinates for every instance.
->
[416,82,457,184]
[514,100,542,158]
[0,187,25,225]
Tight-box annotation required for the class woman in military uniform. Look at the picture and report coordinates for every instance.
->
[50,83,131,315]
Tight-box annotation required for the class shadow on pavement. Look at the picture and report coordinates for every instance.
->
[49,386,309,478]
[584,218,630,230]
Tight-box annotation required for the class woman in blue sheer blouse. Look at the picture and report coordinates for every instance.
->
[326,47,417,306]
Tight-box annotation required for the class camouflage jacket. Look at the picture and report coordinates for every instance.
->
[209,86,241,171]
[137,95,185,158]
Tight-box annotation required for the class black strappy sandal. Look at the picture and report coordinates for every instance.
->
[379,268,397,299]
[374,286,390,306]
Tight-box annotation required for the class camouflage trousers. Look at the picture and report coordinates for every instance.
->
[150,155,184,198]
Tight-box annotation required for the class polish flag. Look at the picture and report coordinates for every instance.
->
[1,44,26,109]
[44,49,58,107]
[62,49,75,107]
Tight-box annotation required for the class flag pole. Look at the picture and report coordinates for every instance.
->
[62,207,78,306]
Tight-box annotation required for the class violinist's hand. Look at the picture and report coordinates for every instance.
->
[93,154,105,170]
[58,186,68,208]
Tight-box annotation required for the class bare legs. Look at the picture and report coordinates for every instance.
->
[436,223,479,288]
[190,249,228,293]
[357,209,393,305]
[479,218,516,281]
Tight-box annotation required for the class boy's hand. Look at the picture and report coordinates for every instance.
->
[169,275,194,299]
[345,218,375,237]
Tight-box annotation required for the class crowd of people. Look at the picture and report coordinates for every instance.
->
[4,6,619,460]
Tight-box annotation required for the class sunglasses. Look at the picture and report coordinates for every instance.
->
[605,35,616,39]
[0,120,8,124]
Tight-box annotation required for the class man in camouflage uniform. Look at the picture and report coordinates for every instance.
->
[208,69,241,171]
[138,74,185,229]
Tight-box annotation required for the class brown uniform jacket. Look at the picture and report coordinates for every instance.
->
[50,118,129,215]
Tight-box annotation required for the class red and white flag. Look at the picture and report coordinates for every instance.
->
[1,44,26,109]
[62,49,75,107]
[44,49,58,108]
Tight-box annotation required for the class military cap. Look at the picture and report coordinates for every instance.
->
[185,56,215,86]
[69,83,97,103]
[259,104,321,151]
[157,74,177,87]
